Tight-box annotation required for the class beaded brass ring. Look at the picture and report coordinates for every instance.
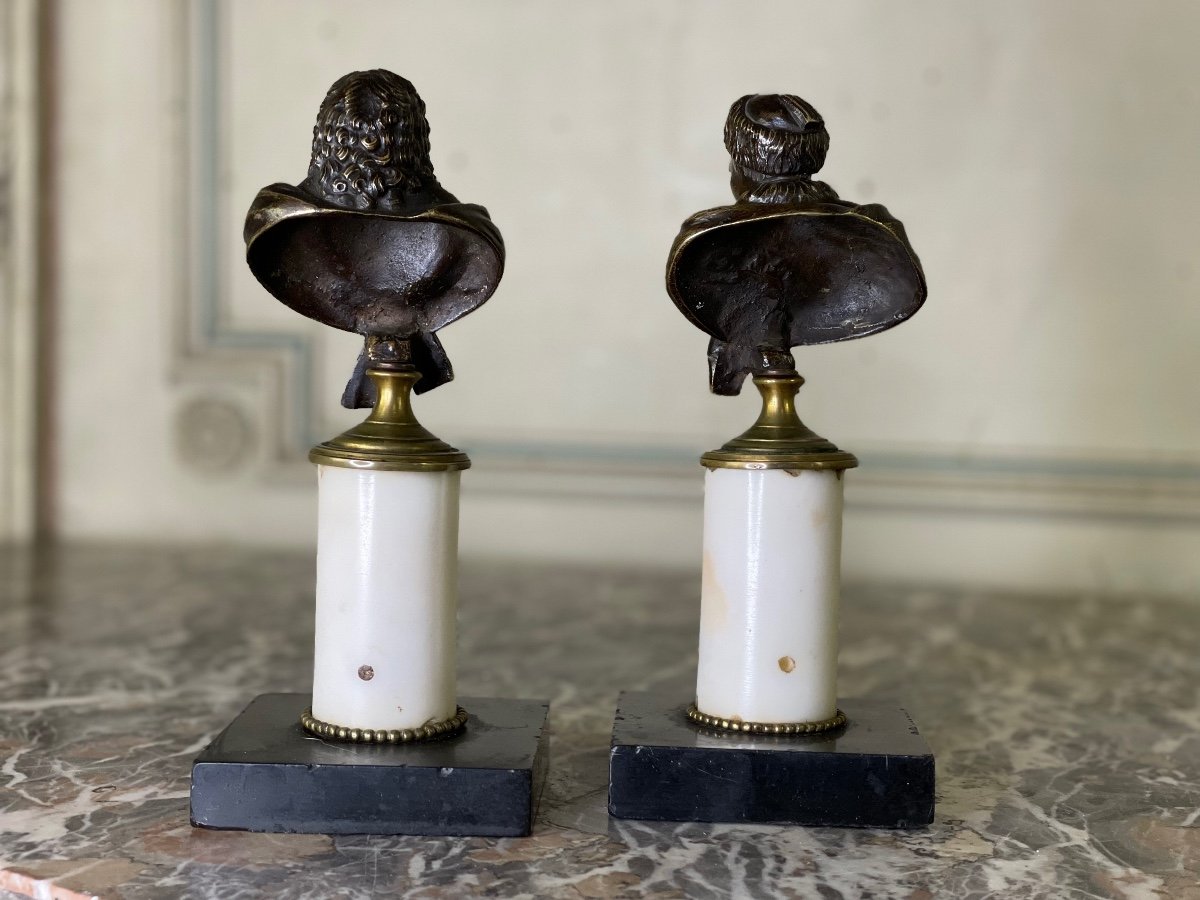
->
[300,706,469,743]
[686,704,847,735]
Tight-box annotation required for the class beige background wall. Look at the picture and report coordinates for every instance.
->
[34,0,1200,593]
[0,0,39,542]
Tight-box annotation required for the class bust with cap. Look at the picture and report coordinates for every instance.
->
[667,93,926,395]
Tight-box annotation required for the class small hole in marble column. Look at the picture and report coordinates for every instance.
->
[778,656,796,673]
[358,665,375,681]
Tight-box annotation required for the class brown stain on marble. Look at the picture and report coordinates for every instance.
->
[934,829,995,861]
[68,734,159,762]
[785,469,801,477]
[357,664,374,681]
[1,859,146,900]
[1152,878,1200,900]
[700,551,728,630]
[1095,868,1196,900]
[729,714,743,723]
[1131,815,1200,854]
[778,655,796,673]
[467,829,578,863]
[1123,816,1200,889]
[570,871,643,897]
[137,822,333,867]
[811,506,829,527]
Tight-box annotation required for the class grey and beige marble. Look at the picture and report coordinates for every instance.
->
[0,545,1197,898]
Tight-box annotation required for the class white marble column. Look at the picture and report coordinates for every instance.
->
[695,466,845,725]
[311,465,460,731]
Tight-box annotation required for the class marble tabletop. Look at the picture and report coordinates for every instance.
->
[0,544,1196,899]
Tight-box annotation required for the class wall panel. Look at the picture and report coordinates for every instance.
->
[52,0,1200,594]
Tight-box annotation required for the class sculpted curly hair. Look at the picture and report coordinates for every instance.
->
[304,69,438,210]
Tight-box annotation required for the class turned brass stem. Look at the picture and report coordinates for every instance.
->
[367,369,421,427]
[748,375,808,441]
[700,373,857,471]
[308,368,470,472]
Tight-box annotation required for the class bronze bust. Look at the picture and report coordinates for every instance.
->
[667,94,926,395]
[244,70,504,407]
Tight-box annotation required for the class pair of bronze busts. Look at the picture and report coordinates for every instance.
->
[246,71,924,411]
[195,69,931,836]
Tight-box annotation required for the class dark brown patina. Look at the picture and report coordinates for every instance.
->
[244,70,504,406]
[666,94,926,395]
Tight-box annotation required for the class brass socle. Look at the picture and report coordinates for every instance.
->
[686,704,848,736]
[700,374,858,471]
[309,368,471,472]
[300,706,469,744]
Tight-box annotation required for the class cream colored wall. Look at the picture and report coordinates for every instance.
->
[49,0,1200,594]
[0,0,40,541]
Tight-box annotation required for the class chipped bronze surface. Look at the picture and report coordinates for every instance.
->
[300,706,469,744]
[686,704,847,735]
[665,93,925,397]
[243,70,504,407]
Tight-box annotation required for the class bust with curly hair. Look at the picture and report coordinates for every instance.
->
[301,69,453,213]
[244,69,504,407]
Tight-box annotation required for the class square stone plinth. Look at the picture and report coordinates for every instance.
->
[191,693,549,836]
[609,692,934,828]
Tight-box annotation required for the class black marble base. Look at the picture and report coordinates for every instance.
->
[191,693,549,836]
[608,691,934,828]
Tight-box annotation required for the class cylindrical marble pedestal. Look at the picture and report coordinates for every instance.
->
[311,465,460,731]
[695,466,845,725]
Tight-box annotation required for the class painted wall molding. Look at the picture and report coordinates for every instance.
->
[0,0,40,543]
[172,0,323,478]
[464,441,1200,525]
[174,0,1200,527]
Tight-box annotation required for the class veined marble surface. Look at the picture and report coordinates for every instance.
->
[0,545,1196,899]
